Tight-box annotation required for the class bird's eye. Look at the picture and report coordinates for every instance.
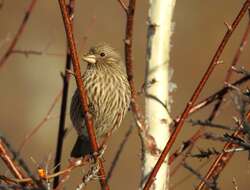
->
[100,52,105,57]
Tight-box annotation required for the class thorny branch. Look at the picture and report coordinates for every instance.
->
[0,0,37,68]
[0,135,32,177]
[57,0,109,189]
[190,120,236,131]
[195,111,250,190]
[143,1,250,189]
[0,139,26,181]
[168,74,250,167]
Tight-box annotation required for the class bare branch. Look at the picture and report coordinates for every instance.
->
[0,0,37,68]
[57,0,109,189]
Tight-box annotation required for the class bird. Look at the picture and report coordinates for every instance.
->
[70,43,131,158]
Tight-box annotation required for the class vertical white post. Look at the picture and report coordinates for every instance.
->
[143,0,176,189]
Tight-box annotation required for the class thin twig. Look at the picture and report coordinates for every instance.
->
[53,0,75,188]
[117,0,128,13]
[232,177,239,190]
[0,0,37,68]
[18,90,62,153]
[183,162,219,190]
[196,110,250,190]
[143,1,250,189]
[57,0,109,189]
[168,129,202,165]
[11,49,65,57]
[169,75,249,167]
[0,135,32,177]
[0,140,26,180]
[122,0,159,155]
[190,119,235,131]
[107,124,133,182]
[170,144,195,177]
[123,0,147,135]
[0,158,88,185]
[187,75,250,117]
[171,160,210,190]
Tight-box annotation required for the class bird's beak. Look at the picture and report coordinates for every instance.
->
[82,54,96,64]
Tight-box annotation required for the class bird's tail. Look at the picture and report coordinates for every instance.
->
[70,136,92,158]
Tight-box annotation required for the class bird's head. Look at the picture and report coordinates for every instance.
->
[82,43,122,68]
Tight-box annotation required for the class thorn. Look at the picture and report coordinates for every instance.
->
[231,66,237,72]
[69,14,74,21]
[66,69,75,77]
[216,60,224,65]
[63,128,68,137]
[224,22,232,31]
[224,81,231,87]
[124,38,131,45]
[60,71,65,80]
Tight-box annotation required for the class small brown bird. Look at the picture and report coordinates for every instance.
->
[70,43,131,158]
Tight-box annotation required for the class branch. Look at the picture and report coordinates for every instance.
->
[0,0,37,68]
[196,110,250,190]
[143,1,250,189]
[187,74,250,117]
[117,0,128,13]
[168,129,202,165]
[57,0,109,189]
[183,162,219,190]
[168,74,250,167]
[123,0,146,134]
[0,157,89,185]
[18,90,62,152]
[0,135,32,178]
[106,124,133,182]
[53,0,75,188]
[190,119,236,131]
[0,139,30,187]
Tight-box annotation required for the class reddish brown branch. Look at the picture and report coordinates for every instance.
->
[0,140,26,181]
[57,0,109,189]
[187,74,250,117]
[169,6,250,169]
[195,111,250,190]
[225,12,250,83]
[122,0,156,153]
[124,0,144,129]
[0,0,37,68]
[143,1,250,189]
[53,0,75,188]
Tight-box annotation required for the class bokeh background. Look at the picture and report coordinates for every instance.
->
[0,0,250,189]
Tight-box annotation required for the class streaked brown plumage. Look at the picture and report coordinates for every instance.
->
[70,43,131,158]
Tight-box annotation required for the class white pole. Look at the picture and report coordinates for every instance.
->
[142,0,176,189]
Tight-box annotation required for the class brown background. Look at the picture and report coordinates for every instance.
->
[0,1,250,189]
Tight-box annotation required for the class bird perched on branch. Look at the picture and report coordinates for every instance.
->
[70,43,131,158]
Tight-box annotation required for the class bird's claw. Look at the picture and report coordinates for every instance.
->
[92,145,107,161]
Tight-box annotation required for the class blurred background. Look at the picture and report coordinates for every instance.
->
[0,0,250,189]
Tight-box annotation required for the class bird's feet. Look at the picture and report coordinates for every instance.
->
[92,144,107,162]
